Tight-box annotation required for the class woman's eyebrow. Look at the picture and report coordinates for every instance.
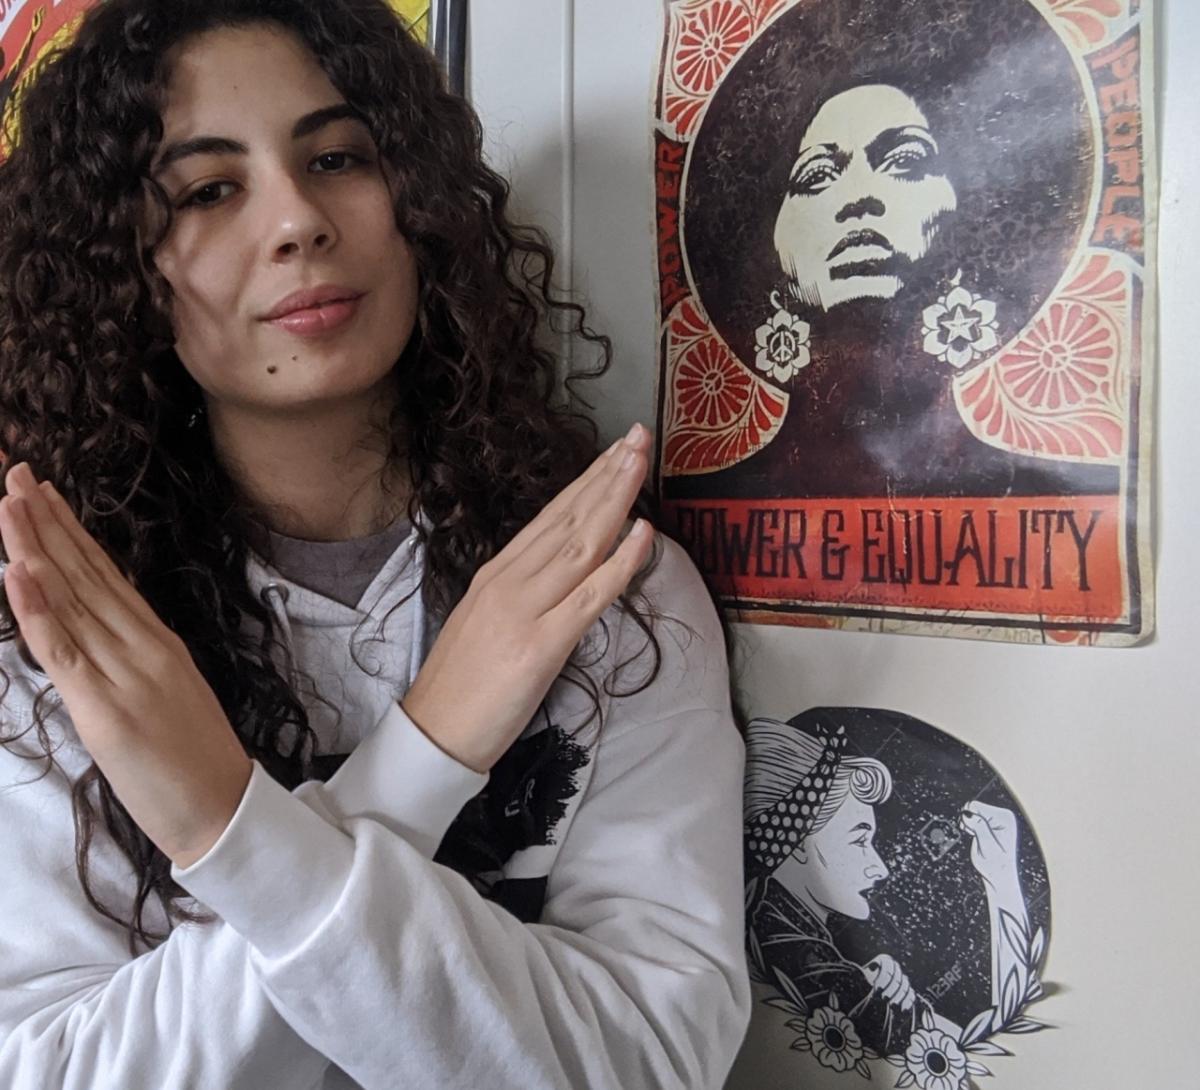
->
[151,103,369,177]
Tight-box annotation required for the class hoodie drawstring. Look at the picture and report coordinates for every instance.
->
[406,542,426,691]
[261,582,300,692]
[260,531,427,698]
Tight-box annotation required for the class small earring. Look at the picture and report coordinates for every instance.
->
[921,269,1000,370]
[753,288,812,383]
[186,401,206,429]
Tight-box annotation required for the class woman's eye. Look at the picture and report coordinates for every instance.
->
[788,159,839,196]
[312,150,367,172]
[180,181,236,210]
[178,151,369,210]
[880,140,935,177]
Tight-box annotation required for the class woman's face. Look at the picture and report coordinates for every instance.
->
[786,794,889,920]
[149,23,418,421]
[773,84,957,312]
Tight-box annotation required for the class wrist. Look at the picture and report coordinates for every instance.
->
[400,697,493,774]
[169,756,253,870]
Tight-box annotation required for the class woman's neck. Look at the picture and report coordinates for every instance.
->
[773,853,831,925]
[206,389,410,543]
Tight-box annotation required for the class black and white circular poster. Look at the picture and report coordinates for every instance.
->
[736,707,1053,1089]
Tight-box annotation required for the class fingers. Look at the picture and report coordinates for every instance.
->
[487,423,651,582]
[539,515,655,649]
[868,955,914,1010]
[24,469,159,628]
[504,439,650,616]
[5,465,157,628]
[2,555,110,700]
[1,464,156,682]
[882,973,913,1009]
[961,804,1004,847]
[0,492,134,685]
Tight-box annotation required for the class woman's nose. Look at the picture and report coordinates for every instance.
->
[865,850,888,881]
[833,153,887,223]
[264,176,339,259]
[836,195,887,224]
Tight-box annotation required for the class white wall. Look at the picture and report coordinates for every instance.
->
[470,2,1199,1087]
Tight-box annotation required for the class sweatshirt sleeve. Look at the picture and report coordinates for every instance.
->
[167,534,752,1090]
[0,674,487,1090]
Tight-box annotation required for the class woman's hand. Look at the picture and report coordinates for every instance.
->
[0,462,252,870]
[862,953,916,1011]
[961,800,1021,895]
[401,422,656,773]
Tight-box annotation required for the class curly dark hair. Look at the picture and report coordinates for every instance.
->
[0,0,729,956]
[685,0,1092,366]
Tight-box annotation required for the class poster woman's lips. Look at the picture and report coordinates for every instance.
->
[828,229,894,261]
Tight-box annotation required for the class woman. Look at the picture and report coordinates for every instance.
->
[744,715,1031,1058]
[673,0,1120,501]
[772,82,959,315]
[0,2,750,1088]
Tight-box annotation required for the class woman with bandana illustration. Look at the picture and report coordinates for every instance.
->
[743,713,1032,1057]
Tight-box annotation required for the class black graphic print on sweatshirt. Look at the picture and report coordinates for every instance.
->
[434,722,592,922]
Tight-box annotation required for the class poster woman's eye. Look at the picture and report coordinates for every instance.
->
[788,155,841,197]
[879,137,937,179]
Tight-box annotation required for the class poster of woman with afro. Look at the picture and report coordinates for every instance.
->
[652,0,1156,646]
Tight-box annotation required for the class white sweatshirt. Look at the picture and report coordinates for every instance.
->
[0,525,751,1090]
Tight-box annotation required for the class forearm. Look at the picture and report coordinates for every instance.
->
[985,883,1031,1008]
[174,699,751,1090]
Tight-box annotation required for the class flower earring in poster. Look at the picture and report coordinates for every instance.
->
[921,274,1001,371]
[754,290,812,384]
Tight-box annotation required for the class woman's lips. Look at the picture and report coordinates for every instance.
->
[827,228,894,261]
[265,294,364,336]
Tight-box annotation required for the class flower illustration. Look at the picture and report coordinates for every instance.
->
[1049,0,1123,48]
[795,999,866,1074]
[922,284,999,370]
[675,337,751,428]
[996,301,1116,412]
[754,299,811,383]
[673,1,753,95]
[897,1027,969,1090]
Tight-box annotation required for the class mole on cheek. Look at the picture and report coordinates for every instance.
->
[267,365,277,374]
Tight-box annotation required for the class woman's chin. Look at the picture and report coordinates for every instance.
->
[840,894,872,920]
[823,276,903,309]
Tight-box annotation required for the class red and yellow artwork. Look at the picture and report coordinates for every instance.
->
[652,0,1156,645]
[1,0,430,157]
